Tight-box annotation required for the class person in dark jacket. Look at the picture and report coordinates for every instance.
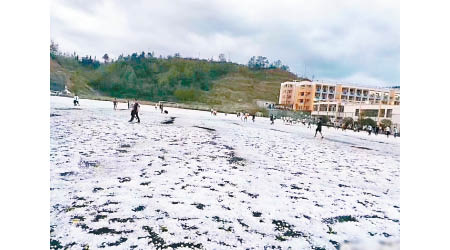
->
[113,98,118,110]
[314,118,324,139]
[129,99,140,123]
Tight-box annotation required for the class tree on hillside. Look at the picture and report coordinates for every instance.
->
[218,53,226,62]
[280,65,290,71]
[50,40,59,56]
[174,52,181,58]
[256,56,269,69]
[102,53,109,63]
[270,60,282,69]
[248,56,257,68]
[248,56,269,69]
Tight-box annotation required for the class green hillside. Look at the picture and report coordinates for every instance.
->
[50,53,304,113]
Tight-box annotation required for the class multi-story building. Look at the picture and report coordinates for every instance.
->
[278,80,400,127]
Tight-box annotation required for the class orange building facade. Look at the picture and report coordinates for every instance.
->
[279,80,400,112]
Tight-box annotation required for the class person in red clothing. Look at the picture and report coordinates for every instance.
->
[129,99,140,123]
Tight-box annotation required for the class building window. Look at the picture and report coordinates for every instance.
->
[387,109,393,118]
[338,105,344,112]
[300,92,304,96]
[355,109,359,116]
[313,105,318,111]
[379,109,386,117]
[361,109,379,117]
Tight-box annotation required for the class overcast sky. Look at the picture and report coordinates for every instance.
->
[51,0,399,86]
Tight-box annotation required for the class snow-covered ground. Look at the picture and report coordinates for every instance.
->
[50,96,400,250]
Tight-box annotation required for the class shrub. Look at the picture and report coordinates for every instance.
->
[380,119,392,129]
[342,117,354,128]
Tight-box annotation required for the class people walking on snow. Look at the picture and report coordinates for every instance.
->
[244,113,248,122]
[73,95,79,106]
[159,102,164,113]
[270,114,275,125]
[367,125,372,135]
[113,98,118,110]
[314,118,324,139]
[252,114,255,122]
[127,100,130,109]
[129,99,140,123]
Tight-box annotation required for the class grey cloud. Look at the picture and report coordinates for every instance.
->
[51,0,399,86]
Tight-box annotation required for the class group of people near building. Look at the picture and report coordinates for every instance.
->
[236,112,255,122]
[365,125,399,138]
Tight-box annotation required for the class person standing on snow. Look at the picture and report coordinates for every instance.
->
[129,99,140,123]
[394,126,399,138]
[73,95,79,106]
[113,98,118,110]
[314,118,324,139]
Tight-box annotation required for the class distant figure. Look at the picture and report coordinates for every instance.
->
[113,98,118,110]
[244,113,248,122]
[394,126,399,138]
[314,119,324,139]
[270,114,275,125]
[385,126,391,138]
[375,126,379,135]
[129,99,140,123]
[127,100,130,109]
[73,95,79,106]
[159,102,164,113]
[367,125,372,135]
[155,103,158,110]
[307,121,311,129]
[252,114,255,122]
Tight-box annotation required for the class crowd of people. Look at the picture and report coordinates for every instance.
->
[70,95,399,139]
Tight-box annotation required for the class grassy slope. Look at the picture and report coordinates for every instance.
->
[50,57,300,113]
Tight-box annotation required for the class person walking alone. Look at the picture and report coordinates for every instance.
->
[252,114,255,122]
[314,118,324,139]
[129,99,140,123]
[385,126,391,138]
[113,98,118,110]
[73,95,79,106]
[394,126,399,138]
[367,125,372,135]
